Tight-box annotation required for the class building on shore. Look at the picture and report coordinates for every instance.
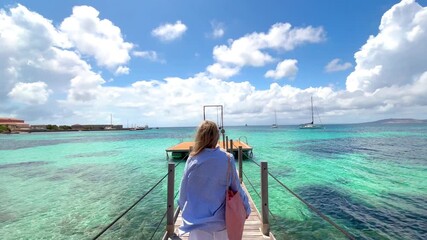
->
[0,118,30,132]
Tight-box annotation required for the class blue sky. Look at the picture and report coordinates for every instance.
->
[1,0,427,127]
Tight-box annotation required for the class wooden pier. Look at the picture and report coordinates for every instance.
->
[163,147,275,240]
[168,183,276,240]
[166,140,253,160]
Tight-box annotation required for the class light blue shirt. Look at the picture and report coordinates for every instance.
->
[178,146,251,234]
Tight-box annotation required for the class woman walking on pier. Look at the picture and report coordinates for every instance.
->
[178,120,251,240]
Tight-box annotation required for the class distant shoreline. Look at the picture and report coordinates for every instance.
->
[2,118,427,134]
[359,118,427,124]
[0,128,157,134]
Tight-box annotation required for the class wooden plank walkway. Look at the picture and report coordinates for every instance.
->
[166,141,253,160]
[166,183,275,240]
[166,141,253,152]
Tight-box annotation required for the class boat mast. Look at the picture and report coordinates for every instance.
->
[275,110,277,125]
[311,96,314,124]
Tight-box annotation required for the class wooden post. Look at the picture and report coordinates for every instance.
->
[238,146,243,183]
[189,146,193,159]
[225,136,229,152]
[230,139,234,154]
[166,163,175,237]
[261,161,270,236]
[221,128,225,149]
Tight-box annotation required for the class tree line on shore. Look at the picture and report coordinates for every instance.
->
[0,124,72,133]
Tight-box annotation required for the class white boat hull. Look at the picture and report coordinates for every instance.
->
[299,123,323,129]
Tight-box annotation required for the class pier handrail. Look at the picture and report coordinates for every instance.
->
[224,140,354,239]
[92,153,188,240]
[164,138,355,239]
[239,150,356,240]
[163,147,274,239]
[150,189,180,240]
[241,169,277,221]
[92,172,169,239]
[238,136,249,144]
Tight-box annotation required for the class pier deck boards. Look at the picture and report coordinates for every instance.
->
[166,141,252,152]
[167,183,275,240]
[166,141,253,160]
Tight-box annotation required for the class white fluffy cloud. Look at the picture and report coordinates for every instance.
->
[0,4,110,121]
[0,4,76,92]
[210,22,325,78]
[0,6,81,84]
[68,72,105,102]
[115,66,130,75]
[325,58,353,72]
[60,5,133,72]
[206,63,240,79]
[8,82,51,104]
[346,0,427,92]
[151,20,187,41]
[213,41,274,67]
[1,2,426,126]
[69,0,426,126]
[213,23,325,67]
[133,50,165,63]
[0,5,70,52]
[210,21,225,38]
[265,59,298,80]
[75,75,337,126]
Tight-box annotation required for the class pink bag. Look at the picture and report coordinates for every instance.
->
[225,155,246,240]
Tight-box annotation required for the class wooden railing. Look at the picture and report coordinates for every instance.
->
[163,146,271,239]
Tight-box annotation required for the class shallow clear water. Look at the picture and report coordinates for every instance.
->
[0,124,426,239]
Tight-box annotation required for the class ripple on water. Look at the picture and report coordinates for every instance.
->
[0,161,50,169]
[65,150,121,159]
[270,167,295,178]
[0,161,51,180]
[292,136,427,165]
[297,185,427,239]
[0,211,18,223]
[1,126,425,239]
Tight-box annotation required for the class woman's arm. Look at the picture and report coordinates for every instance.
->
[229,154,251,217]
[177,159,191,209]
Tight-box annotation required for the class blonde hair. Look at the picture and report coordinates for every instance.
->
[190,120,219,157]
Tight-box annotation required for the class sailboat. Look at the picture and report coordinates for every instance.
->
[299,97,323,129]
[272,110,278,128]
[105,114,115,130]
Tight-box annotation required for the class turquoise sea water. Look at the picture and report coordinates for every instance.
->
[0,124,426,239]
